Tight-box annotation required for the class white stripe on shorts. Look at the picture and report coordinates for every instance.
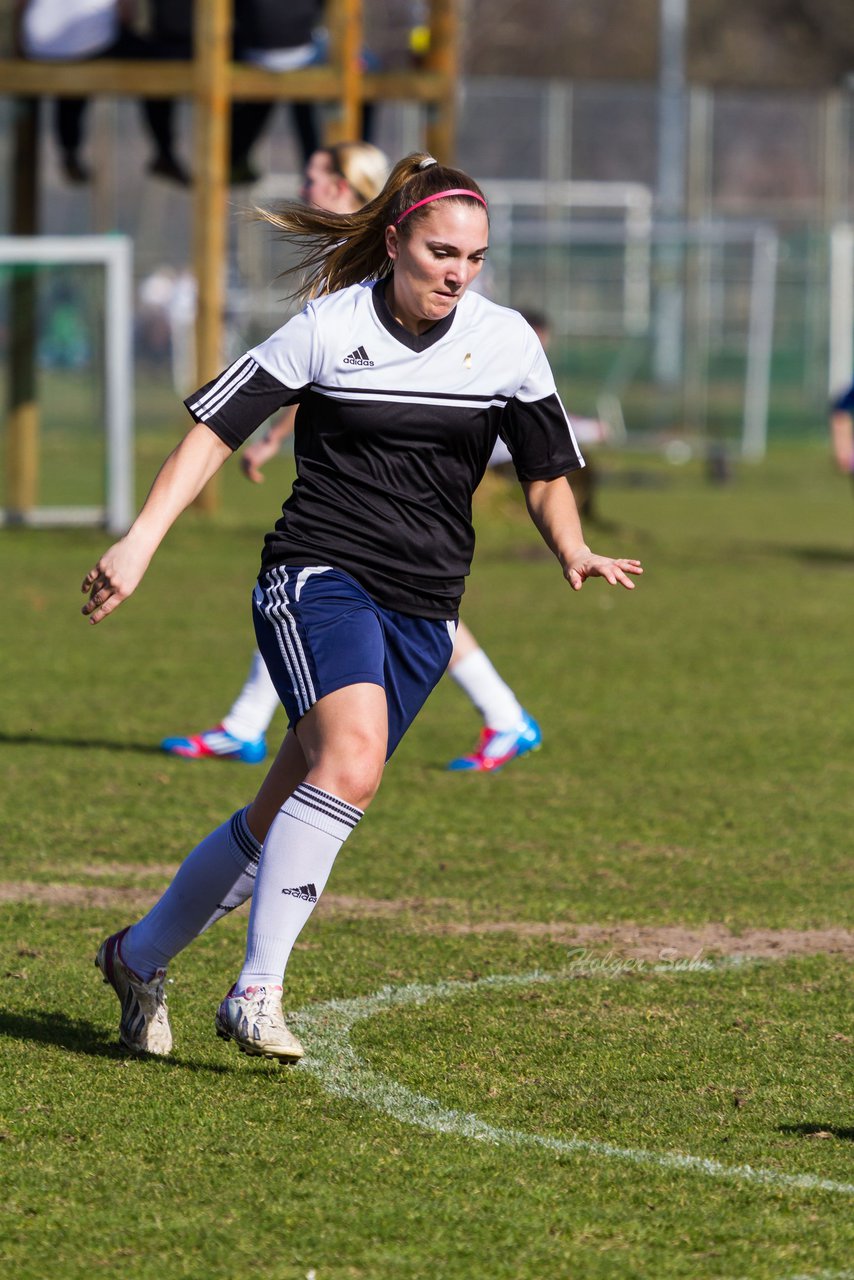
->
[263,568,317,718]
[255,576,307,717]
[263,570,309,718]
[295,565,332,602]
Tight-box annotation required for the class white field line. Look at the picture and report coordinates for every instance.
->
[730,1273,854,1280]
[728,1272,854,1280]
[292,966,854,1198]
[775,1272,854,1279]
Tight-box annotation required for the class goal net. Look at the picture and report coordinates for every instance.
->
[1,235,133,533]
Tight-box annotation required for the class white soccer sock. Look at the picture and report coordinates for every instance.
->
[235,783,363,991]
[122,807,262,981]
[222,649,281,743]
[449,647,524,732]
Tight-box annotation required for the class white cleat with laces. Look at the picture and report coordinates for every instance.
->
[95,927,173,1056]
[215,984,304,1063]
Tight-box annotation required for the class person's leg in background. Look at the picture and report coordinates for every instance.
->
[161,648,277,764]
[229,101,275,184]
[289,101,320,165]
[446,620,542,772]
[55,98,89,183]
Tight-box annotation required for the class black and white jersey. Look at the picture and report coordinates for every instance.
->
[186,280,584,619]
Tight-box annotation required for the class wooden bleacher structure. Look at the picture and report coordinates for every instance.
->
[1,0,459,514]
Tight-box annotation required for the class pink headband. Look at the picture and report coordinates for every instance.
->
[394,189,488,225]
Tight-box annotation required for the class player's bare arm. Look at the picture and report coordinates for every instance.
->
[81,423,232,624]
[522,475,643,591]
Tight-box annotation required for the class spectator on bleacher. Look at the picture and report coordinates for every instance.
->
[17,0,143,183]
[229,0,322,185]
[142,0,325,187]
[142,0,193,184]
[16,0,190,185]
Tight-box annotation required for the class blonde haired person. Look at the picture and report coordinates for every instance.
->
[85,153,642,1061]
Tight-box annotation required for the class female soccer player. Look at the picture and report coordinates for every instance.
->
[84,153,642,1062]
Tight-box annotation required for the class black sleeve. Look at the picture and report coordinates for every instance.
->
[498,392,585,482]
[184,354,303,451]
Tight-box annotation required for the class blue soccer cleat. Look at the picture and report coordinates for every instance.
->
[447,710,542,773]
[160,724,267,764]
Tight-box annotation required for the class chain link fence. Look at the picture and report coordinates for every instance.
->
[2,75,853,449]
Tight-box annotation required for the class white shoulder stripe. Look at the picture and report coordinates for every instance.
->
[202,360,260,419]
[193,359,260,421]
[189,354,257,417]
[189,353,253,412]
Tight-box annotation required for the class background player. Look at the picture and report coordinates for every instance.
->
[830,380,854,482]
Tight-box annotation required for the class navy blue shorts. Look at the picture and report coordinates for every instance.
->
[252,565,456,760]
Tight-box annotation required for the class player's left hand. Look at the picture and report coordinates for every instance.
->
[81,536,153,623]
[564,552,643,591]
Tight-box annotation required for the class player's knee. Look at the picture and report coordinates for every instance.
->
[328,767,383,810]
[315,734,385,809]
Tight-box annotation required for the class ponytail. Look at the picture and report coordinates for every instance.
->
[258,152,488,301]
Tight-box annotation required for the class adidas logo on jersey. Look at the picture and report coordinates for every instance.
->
[343,345,374,367]
[282,882,318,902]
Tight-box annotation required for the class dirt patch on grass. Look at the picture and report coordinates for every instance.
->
[1,879,852,960]
[0,881,158,912]
[74,862,180,880]
[417,919,854,961]
[320,901,854,960]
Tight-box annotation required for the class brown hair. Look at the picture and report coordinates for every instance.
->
[259,152,488,301]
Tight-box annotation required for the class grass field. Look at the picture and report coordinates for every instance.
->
[1,436,853,1280]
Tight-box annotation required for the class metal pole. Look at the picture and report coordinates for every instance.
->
[828,223,854,395]
[191,0,232,513]
[104,237,135,534]
[742,228,778,460]
[6,97,40,520]
[653,0,688,387]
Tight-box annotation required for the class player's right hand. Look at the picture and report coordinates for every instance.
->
[239,435,280,484]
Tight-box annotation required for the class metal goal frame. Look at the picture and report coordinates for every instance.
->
[1,234,134,534]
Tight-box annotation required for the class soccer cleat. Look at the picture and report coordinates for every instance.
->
[215,985,304,1062]
[447,710,543,773]
[160,724,267,764]
[95,927,173,1056]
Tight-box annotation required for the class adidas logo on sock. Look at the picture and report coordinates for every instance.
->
[343,345,374,367]
[282,883,318,902]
